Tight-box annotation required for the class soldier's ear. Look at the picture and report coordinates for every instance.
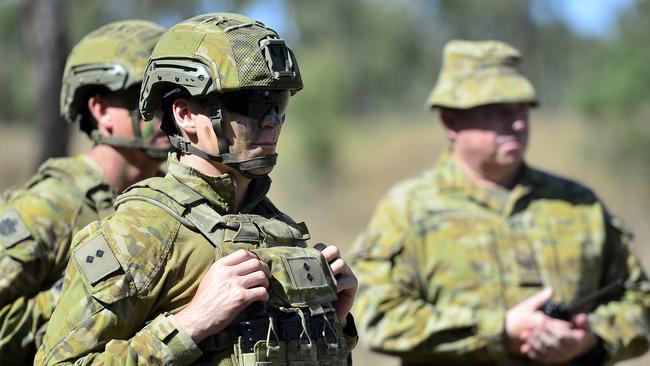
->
[172,98,198,135]
[88,95,112,134]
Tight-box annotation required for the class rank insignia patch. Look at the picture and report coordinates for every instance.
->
[74,234,121,285]
[0,209,31,248]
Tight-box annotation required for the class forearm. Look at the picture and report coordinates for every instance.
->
[0,247,49,306]
[355,282,507,363]
[590,216,650,362]
[36,312,201,366]
[589,288,650,362]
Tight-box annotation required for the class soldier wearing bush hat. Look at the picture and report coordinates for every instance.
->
[352,39,650,365]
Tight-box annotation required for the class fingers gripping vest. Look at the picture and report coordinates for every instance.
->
[116,178,350,365]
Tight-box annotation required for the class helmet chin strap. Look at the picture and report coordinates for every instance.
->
[90,109,170,160]
[167,95,277,179]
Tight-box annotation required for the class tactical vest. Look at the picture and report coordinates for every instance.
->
[116,177,350,366]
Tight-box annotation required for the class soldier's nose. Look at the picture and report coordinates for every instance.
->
[260,107,283,129]
[512,119,526,132]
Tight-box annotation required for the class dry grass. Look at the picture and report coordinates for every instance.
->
[0,111,647,365]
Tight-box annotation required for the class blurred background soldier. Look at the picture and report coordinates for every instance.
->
[36,13,357,365]
[351,40,650,365]
[0,20,169,364]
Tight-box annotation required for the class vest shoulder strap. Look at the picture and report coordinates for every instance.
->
[115,177,226,246]
[29,157,107,195]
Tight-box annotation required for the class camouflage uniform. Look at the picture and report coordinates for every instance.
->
[0,156,114,364]
[36,13,357,365]
[351,40,650,365]
[36,156,357,365]
[0,20,165,364]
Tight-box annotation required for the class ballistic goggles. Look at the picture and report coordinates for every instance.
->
[221,90,290,119]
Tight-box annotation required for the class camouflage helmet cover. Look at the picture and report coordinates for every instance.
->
[426,40,537,109]
[139,12,303,121]
[61,20,165,127]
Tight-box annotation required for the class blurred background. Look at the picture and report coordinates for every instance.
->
[1,0,649,364]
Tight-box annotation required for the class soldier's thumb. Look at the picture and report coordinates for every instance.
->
[523,287,554,310]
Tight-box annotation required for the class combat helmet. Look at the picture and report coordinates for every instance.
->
[139,12,303,177]
[61,20,169,159]
[426,40,537,109]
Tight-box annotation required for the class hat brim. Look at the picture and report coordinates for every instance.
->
[426,70,537,109]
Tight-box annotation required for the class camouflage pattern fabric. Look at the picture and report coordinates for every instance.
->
[61,20,165,126]
[140,13,303,121]
[351,153,650,365]
[35,155,357,365]
[0,280,62,365]
[425,40,537,109]
[0,155,115,363]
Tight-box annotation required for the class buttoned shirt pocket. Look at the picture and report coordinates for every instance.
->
[529,202,605,303]
[415,211,501,310]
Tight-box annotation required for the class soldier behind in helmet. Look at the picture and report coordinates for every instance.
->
[0,20,170,363]
[351,40,650,365]
[35,13,358,365]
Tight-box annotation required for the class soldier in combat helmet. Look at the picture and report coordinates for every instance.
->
[0,20,170,363]
[351,40,650,365]
[36,12,358,365]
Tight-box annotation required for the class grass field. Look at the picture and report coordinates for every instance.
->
[1,110,648,365]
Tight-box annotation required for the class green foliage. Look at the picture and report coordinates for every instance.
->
[572,0,650,179]
[2,0,649,181]
[574,0,650,118]
[0,4,31,122]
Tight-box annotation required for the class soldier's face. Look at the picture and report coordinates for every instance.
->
[187,92,287,176]
[102,93,169,166]
[220,105,285,175]
[445,103,529,172]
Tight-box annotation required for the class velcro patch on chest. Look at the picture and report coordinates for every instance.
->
[0,209,32,249]
[74,234,121,285]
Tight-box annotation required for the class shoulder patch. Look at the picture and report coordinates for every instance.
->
[0,209,32,248]
[74,234,121,285]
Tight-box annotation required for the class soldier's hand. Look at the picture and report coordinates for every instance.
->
[314,243,358,327]
[521,313,599,364]
[175,249,271,343]
[504,288,554,354]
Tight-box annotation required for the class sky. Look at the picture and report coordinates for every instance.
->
[236,0,638,39]
[534,0,635,37]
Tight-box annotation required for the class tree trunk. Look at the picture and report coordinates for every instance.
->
[22,0,69,168]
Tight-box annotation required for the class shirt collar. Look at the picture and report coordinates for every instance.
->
[434,152,536,215]
[166,154,271,214]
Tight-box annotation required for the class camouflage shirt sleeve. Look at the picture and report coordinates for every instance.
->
[588,212,650,363]
[350,194,507,364]
[0,278,62,364]
[0,177,81,307]
[34,221,202,366]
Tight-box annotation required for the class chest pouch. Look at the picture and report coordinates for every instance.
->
[253,246,338,311]
[227,246,343,363]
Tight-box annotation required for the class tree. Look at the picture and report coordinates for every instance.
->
[23,0,69,167]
